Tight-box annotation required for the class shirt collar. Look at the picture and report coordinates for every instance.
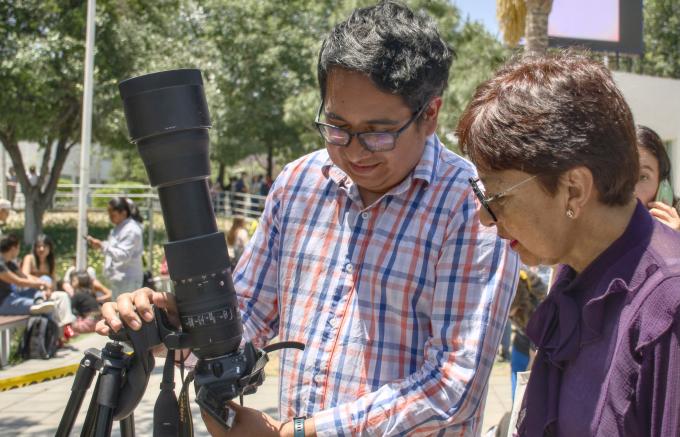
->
[321,134,440,190]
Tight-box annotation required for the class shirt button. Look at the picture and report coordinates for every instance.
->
[327,317,337,328]
[361,212,369,219]
[313,374,324,384]
[346,263,353,273]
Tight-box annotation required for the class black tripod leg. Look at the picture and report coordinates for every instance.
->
[120,413,135,437]
[94,405,115,437]
[81,378,101,437]
[94,371,121,437]
[56,354,100,437]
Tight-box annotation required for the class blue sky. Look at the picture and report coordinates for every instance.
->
[452,0,500,38]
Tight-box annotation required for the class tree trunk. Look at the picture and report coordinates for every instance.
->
[23,191,47,244]
[0,130,75,244]
[525,0,553,55]
[217,162,226,188]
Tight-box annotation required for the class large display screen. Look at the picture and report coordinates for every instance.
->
[548,0,642,54]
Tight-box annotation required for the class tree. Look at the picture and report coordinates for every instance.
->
[194,0,337,178]
[184,0,507,174]
[497,0,553,55]
[421,1,509,142]
[0,0,181,243]
[640,0,680,78]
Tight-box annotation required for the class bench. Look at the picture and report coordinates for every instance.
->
[0,315,29,368]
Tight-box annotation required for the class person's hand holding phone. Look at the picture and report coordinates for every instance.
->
[648,201,680,231]
[86,235,102,250]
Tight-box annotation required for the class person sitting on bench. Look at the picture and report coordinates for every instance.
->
[0,235,75,330]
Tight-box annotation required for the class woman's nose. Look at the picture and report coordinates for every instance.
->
[478,204,497,227]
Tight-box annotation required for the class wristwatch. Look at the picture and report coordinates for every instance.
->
[293,416,306,437]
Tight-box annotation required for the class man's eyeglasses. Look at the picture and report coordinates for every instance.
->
[314,100,426,152]
[468,175,538,222]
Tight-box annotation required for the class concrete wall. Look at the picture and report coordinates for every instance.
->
[613,71,680,194]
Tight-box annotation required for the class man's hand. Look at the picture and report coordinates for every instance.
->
[86,235,103,250]
[648,201,680,231]
[95,287,180,335]
[201,403,316,437]
[202,402,281,437]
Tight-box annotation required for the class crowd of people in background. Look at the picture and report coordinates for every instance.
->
[209,172,273,215]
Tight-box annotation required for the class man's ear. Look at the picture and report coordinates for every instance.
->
[562,166,594,219]
[422,97,442,136]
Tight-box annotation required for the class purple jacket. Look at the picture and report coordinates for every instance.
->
[518,202,680,436]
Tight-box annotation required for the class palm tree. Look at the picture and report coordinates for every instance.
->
[497,0,553,55]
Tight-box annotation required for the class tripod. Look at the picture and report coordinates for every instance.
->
[56,342,136,437]
[54,309,302,437]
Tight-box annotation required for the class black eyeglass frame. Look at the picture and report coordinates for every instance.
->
[468,175,538,222]
[314,100,426,152]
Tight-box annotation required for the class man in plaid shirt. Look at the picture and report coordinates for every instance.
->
[99,1,518,435]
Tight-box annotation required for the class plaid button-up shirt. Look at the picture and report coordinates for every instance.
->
[234,135,518,436]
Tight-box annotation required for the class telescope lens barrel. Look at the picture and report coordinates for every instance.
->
[119,69,242,358]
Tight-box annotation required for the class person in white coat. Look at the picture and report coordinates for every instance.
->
[87,197,144,299]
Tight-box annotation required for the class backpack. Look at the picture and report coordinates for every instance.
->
[20,315,60,360]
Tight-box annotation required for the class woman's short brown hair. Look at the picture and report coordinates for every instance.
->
[456,51,638,206]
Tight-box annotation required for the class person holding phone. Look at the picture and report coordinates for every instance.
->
[86,197,144,299]
[634,125,680,231]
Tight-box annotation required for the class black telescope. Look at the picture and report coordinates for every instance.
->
[119,69,242,359]
[56,69,302,436]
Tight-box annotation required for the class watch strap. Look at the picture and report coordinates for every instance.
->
[293,416,306,437]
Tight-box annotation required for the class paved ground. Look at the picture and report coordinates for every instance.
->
[0,334,511,436]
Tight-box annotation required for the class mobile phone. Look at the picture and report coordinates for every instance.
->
[655,179,674,206]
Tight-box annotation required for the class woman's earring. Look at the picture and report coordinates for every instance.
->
[566,209,575,219]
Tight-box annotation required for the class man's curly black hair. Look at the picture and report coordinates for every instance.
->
[317,0,454,112]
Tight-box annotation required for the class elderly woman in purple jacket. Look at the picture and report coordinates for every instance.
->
[457,51,680,437]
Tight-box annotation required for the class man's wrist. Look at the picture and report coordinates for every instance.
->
[281,416,315,437]
[292,416,305,437]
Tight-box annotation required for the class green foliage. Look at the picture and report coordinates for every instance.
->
[8,326,25,365]
[1,0,508,187]
[419,1,509,147]
[0,1,186,242]
[0,0,182,148]
[56,178,73,193]
[108,149,149,184]
[91,182,148,208]
[194,0,336,166]
[640,0,680,78]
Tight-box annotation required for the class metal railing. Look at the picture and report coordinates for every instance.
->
[10,184,266,220]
